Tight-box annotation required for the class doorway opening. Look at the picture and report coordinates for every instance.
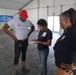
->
[48,16,60,33]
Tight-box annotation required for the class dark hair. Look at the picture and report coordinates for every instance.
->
[37,19,47,27]
[60,8,76,25]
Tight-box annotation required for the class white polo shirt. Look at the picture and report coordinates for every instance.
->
[7,18,33,40]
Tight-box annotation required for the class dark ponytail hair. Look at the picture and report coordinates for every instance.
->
[60,8,76,25]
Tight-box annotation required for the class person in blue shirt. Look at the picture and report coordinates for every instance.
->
[32,19,52,75]
[54,8,76,75]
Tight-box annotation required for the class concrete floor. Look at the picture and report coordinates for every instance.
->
[0,30,60,75]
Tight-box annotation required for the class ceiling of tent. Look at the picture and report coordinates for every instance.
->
[0,0,33,10]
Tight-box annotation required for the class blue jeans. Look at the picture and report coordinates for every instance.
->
[39,49,49,75]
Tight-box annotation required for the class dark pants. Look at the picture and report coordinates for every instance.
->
[14,39,28,65]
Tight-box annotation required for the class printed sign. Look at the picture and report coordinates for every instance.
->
[0,15,13,22]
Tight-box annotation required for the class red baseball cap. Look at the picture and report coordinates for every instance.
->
[19,10,28,18]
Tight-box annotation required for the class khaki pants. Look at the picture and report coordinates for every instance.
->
[56,67,73,75]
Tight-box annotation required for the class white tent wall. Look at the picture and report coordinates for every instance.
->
[48,6,61,16]
[24,0,54,30]
[23,0,75,31]
[75,0,76,9]
[62,4,75,12]
[55,0,75,5]
[0,0,75,31]
[39,8,47,21]
[23,0,38,30]
[24,0,38,9]
[27,9,38,30]
[0,8,18,15]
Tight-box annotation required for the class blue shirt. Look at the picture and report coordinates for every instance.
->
[37,28,52,50]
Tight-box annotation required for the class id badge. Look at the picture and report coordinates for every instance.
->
[42,32,47,37]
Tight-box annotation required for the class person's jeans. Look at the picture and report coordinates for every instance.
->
[39,49,49,75]
[14,39,28,65]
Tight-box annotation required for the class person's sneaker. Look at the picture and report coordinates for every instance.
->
[22,67,30,73]
[13,69,18,75]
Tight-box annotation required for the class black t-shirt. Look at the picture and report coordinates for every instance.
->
[37,28,52,50]
[54,25,76,68]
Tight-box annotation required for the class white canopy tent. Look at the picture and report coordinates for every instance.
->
[0,0,33,16]
[0,0,33,10]
[0,0,75,32]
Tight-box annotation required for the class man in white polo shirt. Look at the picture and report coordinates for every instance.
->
[2,10,34,75]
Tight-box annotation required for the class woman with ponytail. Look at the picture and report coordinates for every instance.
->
[54,8,76,75]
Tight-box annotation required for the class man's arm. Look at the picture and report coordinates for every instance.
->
[28,25,35,37]
[2,23,17,41]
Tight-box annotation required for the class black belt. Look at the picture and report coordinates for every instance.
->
[18,38,28,42]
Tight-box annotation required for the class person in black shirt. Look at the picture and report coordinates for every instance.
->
[54,8,76,75]
[32,19,52,75]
